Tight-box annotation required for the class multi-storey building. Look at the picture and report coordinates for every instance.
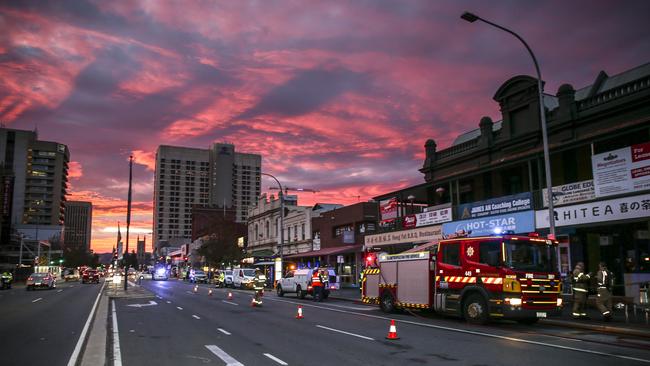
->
[63,201,92,251]
[372,62,650,301]
[153,143,260,253]
[0,128,69,264]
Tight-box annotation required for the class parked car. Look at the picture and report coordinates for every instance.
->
[232,268,256,289]
[26,272,56,290]
[189,269,208,283]
[82,269,100,284]
[277,268,338,299]
[224,270,234,287]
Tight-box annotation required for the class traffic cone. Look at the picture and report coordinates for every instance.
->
[208,288,213,296]
[193,285,198,293]
[386,319,399,340]
[295,305,304,319]
[227,292,233,300]
[251,297,257,307]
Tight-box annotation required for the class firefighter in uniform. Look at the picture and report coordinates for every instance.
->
[595,262,614,321]
[217,270,225,288]
[252,268,266,306]
[572,262,590,319]
[311,268,323,302]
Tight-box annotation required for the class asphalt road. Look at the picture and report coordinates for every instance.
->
[113,279,650,366]
[0,277,103,366]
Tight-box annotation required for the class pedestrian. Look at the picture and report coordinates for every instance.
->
[595,262,614,321]
[572,262,590,319]
[311,267,323,301]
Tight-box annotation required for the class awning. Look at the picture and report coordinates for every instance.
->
[401,240,439,254]
[249,249,275,257]
[285,245,363,259]
[254,261,275,266]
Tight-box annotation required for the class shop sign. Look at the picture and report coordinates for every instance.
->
[364,225,442,248]
[415,205,452,227]
[592,142,650,197]
[542,180,595,207]
[442,210,536,237]
[380,197,398,220]
[535,193,650,228]
[343,230,355,244]
[457,192,532,219]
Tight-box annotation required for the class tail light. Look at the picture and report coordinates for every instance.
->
[307,286,313,290]
[27,277,33,281]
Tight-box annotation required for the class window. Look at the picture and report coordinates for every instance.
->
[479,240,501,266]
[440,243,460,266]
[301,223,305,240]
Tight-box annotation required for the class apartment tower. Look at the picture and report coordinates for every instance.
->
[63,201,92,251]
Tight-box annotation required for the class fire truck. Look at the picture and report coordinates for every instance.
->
[362,233,563,324]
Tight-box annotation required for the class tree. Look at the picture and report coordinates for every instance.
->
[196,219,244,268]
[63,246,92,268]
[123,250,138,269]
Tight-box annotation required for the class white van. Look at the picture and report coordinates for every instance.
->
[232,268,256,289]
[277,268,338,299]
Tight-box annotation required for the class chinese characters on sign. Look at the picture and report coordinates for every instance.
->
[535,193,650,228]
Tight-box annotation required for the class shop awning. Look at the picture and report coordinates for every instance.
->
[249,249,275,257]
[401,240,439,254]
[285,245,363,259]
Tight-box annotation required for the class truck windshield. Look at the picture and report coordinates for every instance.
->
[504,240,557,272]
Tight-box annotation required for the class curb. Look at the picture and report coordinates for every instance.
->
[330,295,650,338]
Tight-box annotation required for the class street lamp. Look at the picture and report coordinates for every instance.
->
[261,173,284,279]
[461,11,556,239]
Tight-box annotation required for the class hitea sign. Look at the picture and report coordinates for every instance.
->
[592,142,650,197]
[542,180,595,207]
[443,211,535,237]
[457,192,532,219]
[536,193,650,228]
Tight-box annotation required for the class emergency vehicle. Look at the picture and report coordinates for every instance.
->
[362,232,563,324]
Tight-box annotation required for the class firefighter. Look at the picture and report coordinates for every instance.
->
[595,262,614,321]
[572,262,590,319]
[311,267,323,302]
[252,268,266,306]
[218,270,226,288]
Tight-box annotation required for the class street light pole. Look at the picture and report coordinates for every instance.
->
[461,11,556,239]
[261,173,284,279]
[124,155,133,291]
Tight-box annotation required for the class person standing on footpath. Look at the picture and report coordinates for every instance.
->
[572,262,590,319]
[595,262,614,321]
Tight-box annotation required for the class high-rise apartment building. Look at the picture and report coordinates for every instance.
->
[63,201,92,251]
[153,143,260,252]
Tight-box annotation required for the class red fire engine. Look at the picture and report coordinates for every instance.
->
[362,232,563,324]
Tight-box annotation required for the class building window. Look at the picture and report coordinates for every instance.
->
[301,223,305,240]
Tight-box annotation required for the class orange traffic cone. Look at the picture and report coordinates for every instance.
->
[227,292,233,300]
[251,297,257,307]
[295,305,304,319]
[208,289,213,296]
[386,319,399,340]
[193,285,198,293]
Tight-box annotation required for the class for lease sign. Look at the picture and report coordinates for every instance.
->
[592,142,650,197]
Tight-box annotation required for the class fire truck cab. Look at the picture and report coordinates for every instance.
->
[362,233,563,324]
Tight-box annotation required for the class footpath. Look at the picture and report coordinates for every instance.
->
[328,287,650,338]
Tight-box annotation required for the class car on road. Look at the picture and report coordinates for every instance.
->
[233,268,256,289]
[26,272,56,290]
[189,269,208,283]
[82,269,100,284]
[153,267,168,281]
[224,270,234,287]
[63,268,80,282]
[277,268,338,299]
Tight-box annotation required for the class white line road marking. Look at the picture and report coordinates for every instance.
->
[111,300,122,366]
[205,345,244,366]
[166,301,171,304]
[66,281,105,366]
[56,289,63,293]
[268,297,650,364]
[186,291,193,295]
[192,315,201,320]
[32,298,42,303]
[218,328,231,335]
[222,300,238,306]
[264,353,288,365]
[316,325,374,341]
[176,306,183,310]
[156,295,162,299]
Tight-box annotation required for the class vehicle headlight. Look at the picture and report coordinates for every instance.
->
[505,297,522,306]
[556,297,563,307]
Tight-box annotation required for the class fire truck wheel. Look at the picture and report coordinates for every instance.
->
[463,294,489,324]
[380,292,395,313]
[276,285,284,297]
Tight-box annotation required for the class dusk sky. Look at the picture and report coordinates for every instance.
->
[1,1,648,253]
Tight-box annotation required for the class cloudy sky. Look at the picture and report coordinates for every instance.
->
[1,0,648,253]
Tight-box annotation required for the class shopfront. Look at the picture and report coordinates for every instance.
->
[536,193,650,300]
[284,245,363,288]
